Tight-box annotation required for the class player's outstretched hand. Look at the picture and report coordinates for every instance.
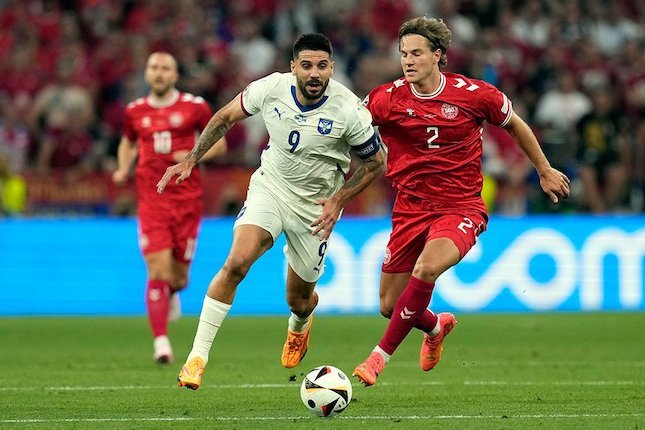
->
[539,167,570,204]
[112,169,129,186]
[157,159,196,194]
[311,197,343,241]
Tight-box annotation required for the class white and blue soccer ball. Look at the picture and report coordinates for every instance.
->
[300,365,353,418]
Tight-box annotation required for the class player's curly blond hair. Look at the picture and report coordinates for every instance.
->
[398,17,452,68]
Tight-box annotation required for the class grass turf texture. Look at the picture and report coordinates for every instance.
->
[0,313,643,429]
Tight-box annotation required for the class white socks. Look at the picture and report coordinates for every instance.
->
[288,312,312,333]
[374,345,391,363]
[186,296,231,365]
[428,316,441,336]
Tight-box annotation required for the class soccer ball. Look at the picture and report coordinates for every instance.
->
[300,365,353,418]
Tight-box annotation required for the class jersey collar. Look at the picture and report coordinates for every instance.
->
[291,85,328,112]
[409,73,446,99]
[147,89,180,108]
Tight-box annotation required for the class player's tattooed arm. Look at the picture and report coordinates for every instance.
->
[158,120,231,193]
[311,148,385,240]
[157,93,247,193]
[339,153,385,202]
[185,93,247,164]
[185,123,230,163]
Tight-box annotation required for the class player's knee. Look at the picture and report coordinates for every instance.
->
[411,261,443,282]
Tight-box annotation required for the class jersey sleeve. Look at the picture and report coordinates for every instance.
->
[123,106,137,141]
[345,97,379,159]
[364,83,391,127]
[473,80,513,127]
[240,72,281,116]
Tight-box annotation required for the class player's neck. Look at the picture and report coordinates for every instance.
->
[412,70,442,95]
[148,88,179,108]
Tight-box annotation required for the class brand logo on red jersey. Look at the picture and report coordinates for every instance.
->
[383,247,391,265]
[142,116,151,127]
[169,112,184,128]
[441,103,459,119]
[139,233,149,250]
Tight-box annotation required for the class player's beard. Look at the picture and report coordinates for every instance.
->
[297,78,329,101]
[150,80,173,98]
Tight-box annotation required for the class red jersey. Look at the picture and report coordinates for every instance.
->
[366,72,513,202]
[123,91,212,203]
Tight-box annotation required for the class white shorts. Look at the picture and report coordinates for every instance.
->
[233,171,330,282]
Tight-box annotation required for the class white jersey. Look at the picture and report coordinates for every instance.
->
[241,72,377,205]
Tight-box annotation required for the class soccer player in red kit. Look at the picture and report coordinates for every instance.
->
[353,17,571,386]
[112,52,226,364]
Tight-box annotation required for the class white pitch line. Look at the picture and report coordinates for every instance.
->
[2,413,644,424]
[462,380,638,386]
[394,360,645,368]
[0,379,640,392]
[0,383,295,392]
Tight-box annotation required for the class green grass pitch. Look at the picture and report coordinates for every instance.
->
[1,313,643,429]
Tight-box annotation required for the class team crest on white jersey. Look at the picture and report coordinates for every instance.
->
[317,118,333,135]
[169,112,184,127]
[441,103,459,119]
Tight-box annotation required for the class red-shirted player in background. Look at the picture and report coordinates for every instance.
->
[353,17,570,386]
[112,52,226,364]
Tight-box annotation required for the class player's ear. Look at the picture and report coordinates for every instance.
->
[290,60,296,75]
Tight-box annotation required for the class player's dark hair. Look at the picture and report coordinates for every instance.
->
[399,17,452,68]
[293,33,333,60]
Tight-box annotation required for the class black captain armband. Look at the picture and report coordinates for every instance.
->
[352,133,380,159]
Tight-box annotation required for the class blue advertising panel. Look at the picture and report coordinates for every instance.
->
[0,216,643,316]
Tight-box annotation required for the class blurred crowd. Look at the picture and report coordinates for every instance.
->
[0,0,643,216]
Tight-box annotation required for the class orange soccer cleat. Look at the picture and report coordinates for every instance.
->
[177,356,205,390]
[281,316,313,368]
[353,351,386,387]
[420,312,457,371]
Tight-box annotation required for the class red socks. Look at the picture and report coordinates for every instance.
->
[378,276,436,355]
[145,280,171,338]
[416,309,439,334]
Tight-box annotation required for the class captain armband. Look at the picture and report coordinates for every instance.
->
[352,133,380,159]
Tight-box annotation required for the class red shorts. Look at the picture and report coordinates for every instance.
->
[382,192,488,273]
[137,198,203,263]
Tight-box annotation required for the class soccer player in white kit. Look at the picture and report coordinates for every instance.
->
[157,33,386,390]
